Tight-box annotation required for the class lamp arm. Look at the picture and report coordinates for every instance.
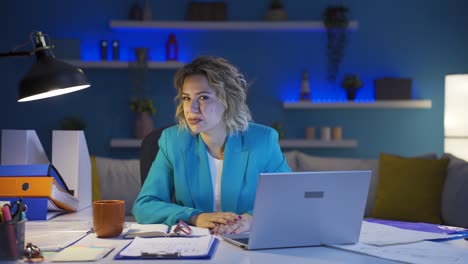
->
[0,51,33,57]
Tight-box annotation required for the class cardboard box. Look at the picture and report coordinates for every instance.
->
[374,78,412,100]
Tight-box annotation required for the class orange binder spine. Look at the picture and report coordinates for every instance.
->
[0,177,53,197]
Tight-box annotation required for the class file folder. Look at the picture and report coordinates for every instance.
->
[0,164,70,192]
[0,164,78,219]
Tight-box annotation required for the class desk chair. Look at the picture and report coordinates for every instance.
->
[139,126,169,186]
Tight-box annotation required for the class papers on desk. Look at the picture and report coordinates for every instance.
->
[116,235,217,259]
[26,220,92,251]
[51,245,115,262]
[329,221,468,264]
[332,241,468,264]
[360,221,454,246]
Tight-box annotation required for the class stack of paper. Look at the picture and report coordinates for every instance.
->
[360,221,454,246]
[329,221,468,264]
[116,235,216,259]
[26,220,92,251]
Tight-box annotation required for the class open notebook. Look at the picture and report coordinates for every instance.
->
[124,223,210,239]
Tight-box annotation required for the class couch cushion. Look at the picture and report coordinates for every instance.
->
[94,156,141,215]
[440,153,468,228]
[371,153,449,224]
[294,152,379,217]
[283,150,299,172]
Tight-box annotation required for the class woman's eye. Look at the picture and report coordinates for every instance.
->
[182,96,190,101]
[199,96,209,100]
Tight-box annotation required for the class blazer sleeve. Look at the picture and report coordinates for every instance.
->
[264,128,291,173]
[132,131,203,225]
[245,128,291,215]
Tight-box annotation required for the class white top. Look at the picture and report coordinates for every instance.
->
[207,151,223,211]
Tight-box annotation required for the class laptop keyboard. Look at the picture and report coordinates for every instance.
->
[232,237,249,244]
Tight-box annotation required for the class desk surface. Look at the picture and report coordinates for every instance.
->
[31,208,467,264]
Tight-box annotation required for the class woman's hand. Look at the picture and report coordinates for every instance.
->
[189,212,241,229]
[210,213,252,235]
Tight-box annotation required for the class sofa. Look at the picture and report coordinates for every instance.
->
[91,150,468,228]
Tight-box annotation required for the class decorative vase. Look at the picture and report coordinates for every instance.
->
[134,112,154,139]
[129,0,143,20]
[345,87,359,101]
[264,9,288,21]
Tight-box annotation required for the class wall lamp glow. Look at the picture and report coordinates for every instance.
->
[0,31,90,102]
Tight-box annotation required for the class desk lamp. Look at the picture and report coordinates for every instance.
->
[0,31,90,102]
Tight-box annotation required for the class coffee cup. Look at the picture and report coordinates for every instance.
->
[93,200,125,238]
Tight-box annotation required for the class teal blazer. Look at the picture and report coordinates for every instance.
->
[132,123,291,225]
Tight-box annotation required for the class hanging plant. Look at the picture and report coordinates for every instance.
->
[323,5,349,84]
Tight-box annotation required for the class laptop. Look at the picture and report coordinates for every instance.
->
[222,170,371,250]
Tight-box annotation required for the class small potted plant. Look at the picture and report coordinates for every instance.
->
[59,115,86,130]
[341,74,363,101]
[264,0,288,21]
[323,5,349,84]
[130,97,156,139]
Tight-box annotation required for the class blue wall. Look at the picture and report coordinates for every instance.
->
[2,0,468,159]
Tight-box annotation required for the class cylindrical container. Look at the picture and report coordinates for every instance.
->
[93,200,125,238]
[0,220,25,260]
[100,40,108,60]
[306,127,315,140]
[321,126,331,141]
[332,126,343,140]
[165,34,178,61]
[112,40,119,60]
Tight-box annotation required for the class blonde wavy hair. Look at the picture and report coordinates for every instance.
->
[174,56,252,135]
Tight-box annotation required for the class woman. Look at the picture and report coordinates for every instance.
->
[132,56,291,235]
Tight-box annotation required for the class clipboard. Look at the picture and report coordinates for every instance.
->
[113,237,219,260]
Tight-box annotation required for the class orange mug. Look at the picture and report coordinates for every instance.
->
[93,200,125,238]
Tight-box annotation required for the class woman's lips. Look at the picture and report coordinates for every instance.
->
[188,118,202,125]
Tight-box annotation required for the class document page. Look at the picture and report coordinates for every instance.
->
[360,221,454,246]
[26,220,92,251]
[332,241,468,264]
[119,235,214,257]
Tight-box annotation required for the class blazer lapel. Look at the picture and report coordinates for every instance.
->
[184,134,214,211]
[221,133,249,212]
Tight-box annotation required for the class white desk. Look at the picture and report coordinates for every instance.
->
[34,208,468,263]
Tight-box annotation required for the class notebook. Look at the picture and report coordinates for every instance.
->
[222,170,371,250]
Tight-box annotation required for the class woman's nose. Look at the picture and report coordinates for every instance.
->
[190,100,199,113]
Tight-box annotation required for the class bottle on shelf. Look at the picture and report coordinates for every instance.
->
[143,0,152,21]
[165,33,178,61]
[129,0,143,20]
[299,70,311,100]
[112,40,120,60]
[100,40,108,60]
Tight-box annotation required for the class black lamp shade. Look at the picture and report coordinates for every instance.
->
[18,48,90,102]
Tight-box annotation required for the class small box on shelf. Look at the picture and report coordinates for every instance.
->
[375,78,412,100]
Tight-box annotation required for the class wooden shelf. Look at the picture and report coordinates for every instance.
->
[65,60,184,69]
[283,100,432,109]
[109,20,359,32]
[110,138,357,149]
[279,139,358,148]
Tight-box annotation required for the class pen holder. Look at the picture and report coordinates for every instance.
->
[0,220,25,260]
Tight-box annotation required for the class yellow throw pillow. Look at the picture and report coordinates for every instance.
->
[90,156,103,201]
[371,153,449,224]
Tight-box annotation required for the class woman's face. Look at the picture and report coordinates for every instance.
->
[182,74,225,135]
